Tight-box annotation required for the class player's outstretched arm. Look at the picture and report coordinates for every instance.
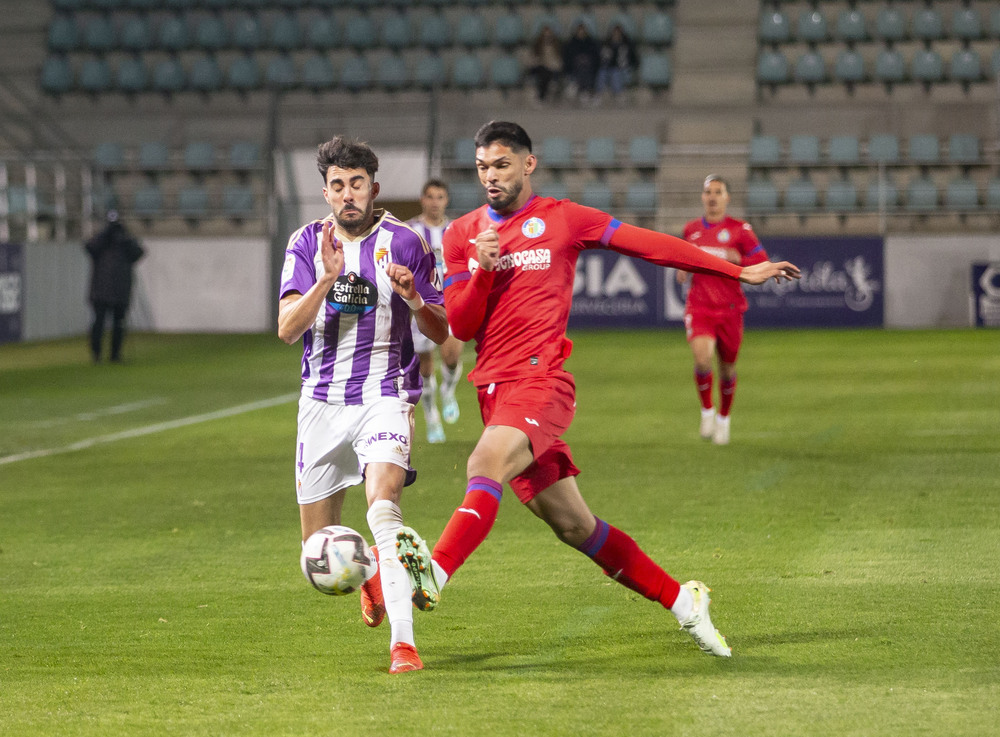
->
[738,260,801,285]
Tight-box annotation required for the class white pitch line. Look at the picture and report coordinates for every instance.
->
[0,394,299,467]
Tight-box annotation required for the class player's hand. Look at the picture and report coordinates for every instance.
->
[738,260,801,285]
[320,221,344,280]
[473,225,501,271]
[386,263,416,299]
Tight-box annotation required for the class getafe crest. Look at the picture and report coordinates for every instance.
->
[522,217,546,239]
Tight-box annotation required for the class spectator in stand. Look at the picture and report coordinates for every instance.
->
[527,25,563,104]
[562,21,601,104]
[595,24,639,104]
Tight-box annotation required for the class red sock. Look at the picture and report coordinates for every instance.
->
[577,518,681,609]
[695,370,714,410]
[431,476,502,578]
[719,375,737,417]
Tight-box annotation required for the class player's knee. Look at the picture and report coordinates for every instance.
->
[550,519,591,548]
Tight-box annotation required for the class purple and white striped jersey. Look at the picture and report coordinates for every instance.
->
[405,216,450,283]
[280,210,443,406]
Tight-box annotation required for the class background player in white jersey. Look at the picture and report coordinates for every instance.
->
[407,179,465,443]
[277,136,448,674]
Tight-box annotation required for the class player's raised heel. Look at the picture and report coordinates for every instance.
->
[360,545,385,628]
[395,526,440,611]
[678,580,732,657]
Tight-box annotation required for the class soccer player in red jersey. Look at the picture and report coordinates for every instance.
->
[677,174,768,445]
[396,121,800,659]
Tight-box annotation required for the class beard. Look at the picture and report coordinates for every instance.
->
[334,203,371,236]
[485,180,522,212]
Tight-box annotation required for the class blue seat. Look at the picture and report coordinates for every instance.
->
[227,56,261,93]
[116,56,148,94]
[992,48,1000,79]
[828,135,860,166]
[789,135,820,166]
[48,15,80,52]
[628,136,659,168]
[381,13,412,50]
[419,13,451,50]
[912,8,944,45]
[133,183,164,217]
[455,12,489,48]
[189,55,223,94]
[94,142,125,170]
[540,137,573,168]
[340,55,372,92]
[948,134,980,164]
[825,179,858,212]
[986,178,1000,210]
[306,16,338,49]
[301,53,335,91]
[784,176,818,213]
[178,184,210,219]
[906,176,938,212]
[452,138,476,164]
[447,180,483,214]
[139,141,169,170]
[193,15,227,52]
[157,15,190,53]
[642,11,673,46]
[797,10,829,45]
[908,135,940,164]
[638,53,671,90]
[793,50,826,86]
[950,49,982,85]
[758,10,791,45]
[222,184,254,219]
[490,54,522,90]
[581,180,613,211]
[945,177,979,210]
[836,9,867,45]
[757,49,790,86]
[874,48,906,86]
[229,141,261,170]
[264,56,297,91]
[834,49,865,86]
[952,8,982,43]
[912,50,944,87]
[232,14,264,51]
[269,14,303,53]
[749,135,781,166]
[494,12,525,48]
[991,8,1000,39]
[875,7,907,45]
[79,58,113,93]
[120,15,153,53]
[868,134,900,164]
[451,52,485,90]
[746,178,779,214]
[377,53,409,91]
[412,52,446,89]
[344,15,377,51]
[83,15,114,54]
[585,137,617,168]
[624,179,657,214]
[865,176,899,211]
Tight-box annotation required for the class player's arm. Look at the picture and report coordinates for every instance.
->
[385,262,449,345]
[608,222,799,285]
[278,222,341,345]
[442,225,496,342]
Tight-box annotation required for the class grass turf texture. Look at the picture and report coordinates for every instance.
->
[1,329,998,736]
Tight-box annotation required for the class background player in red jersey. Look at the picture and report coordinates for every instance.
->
[677,174,767,445]
[396,121,800,660]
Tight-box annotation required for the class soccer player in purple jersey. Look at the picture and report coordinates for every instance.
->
[278,136,448,674]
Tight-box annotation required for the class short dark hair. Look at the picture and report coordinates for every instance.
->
[316,136,379,181]
[473,121,532,154]
[422,178,449,195]
[703,174,729,191]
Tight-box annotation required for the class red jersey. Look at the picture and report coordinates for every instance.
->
[682,216,766,313]
[443,195,744,387]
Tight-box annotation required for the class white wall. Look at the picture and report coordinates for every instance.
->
[885,234,1000,328]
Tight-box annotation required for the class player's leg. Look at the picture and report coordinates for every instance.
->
[89,302,107,362]
[686,313,717,439]
[439,336,464,424]
[109,304,127,362]
[712,315,743,446]
[299,492,346,541]
[412,319,444,443]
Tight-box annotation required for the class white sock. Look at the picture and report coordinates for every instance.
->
[671,585,693,623]
[432,559,449,588]
[423,375,441,423]
[366,499,414,648]
[439,361,463,397]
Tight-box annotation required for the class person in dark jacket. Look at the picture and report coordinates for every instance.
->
[562,21,601,103]
[85,210,144,363]
[596,24,639,102]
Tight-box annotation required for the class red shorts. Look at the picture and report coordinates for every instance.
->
[477,372,580,504]
[684,310,744,363]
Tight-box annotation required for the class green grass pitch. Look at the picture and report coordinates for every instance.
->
[1,328,998,736]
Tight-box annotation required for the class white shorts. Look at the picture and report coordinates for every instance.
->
[295,395,415,505]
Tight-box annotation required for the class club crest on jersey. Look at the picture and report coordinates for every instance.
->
[717,229,731,244]
[522,218,546,238]
[327,271,377,314]
[374,245,391,269]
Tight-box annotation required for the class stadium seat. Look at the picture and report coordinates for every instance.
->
[749,135,781,166]
[151,58,185,94]
[825,178,858,212]
[178,184,210,219]
[908,135,940,165]
[875,6,907,45]
[540,137,573,168]
[377,53,409,92]
[494,12,525,48]
[784,176,818,213]
[948,134,980,164]
[912,49,944,87]
[758,10,791,46]
[47,15,80,52]
[341,55,372,92]
[447,180,483,213]
[951,8,982,44]
[986,178,1000,210]
[222,184,254,219]
[451,52,485,90]
[344,15,377,51]
[412,52,446,89]
[306,15,338,49]
[641,11,673,46]
[264,56,297,91]
[78,57,112,93]
[836,9,868,45]
[912,8,944,46]
[269,14,303,53]
[94,142,125,170]
[455,12,489,48]
[868,134,900,164]
[991,8,1000,39]
[585,137,616,168]
[116,56,147,94]
[992,48,1000,79]
[229,141,261,170]
[139,141,169,170]
[757,49,790,87]
[581,180,613,211]
[419,13,451,50]
[83,15,114,54]
[490,54,522,90]
[746,178,779,214]
[949,49,982,86]
[189,55,223,94]
[628,136,659,168]
[133,182,164,217]
[638,53,671,90]
[301,53,335,91]
[797,10,829,45]
[828,136,860,166]
[865,176,899,211]
[905,176,938,212]
[833,49,865,87]
[945,177,979,211]
[451,138,476,164]
[157,15,190,53]
[624,179,657,214]
[120,15,153,53]
[793,50,827,87]
[232,14,264,51]
[193,15,227,52]
[789,135,820,166]
[227,56,261,93]
[381,13,412,51]
[874,48,906,87]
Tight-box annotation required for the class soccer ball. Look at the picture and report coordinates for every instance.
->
[300,525,376,596]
